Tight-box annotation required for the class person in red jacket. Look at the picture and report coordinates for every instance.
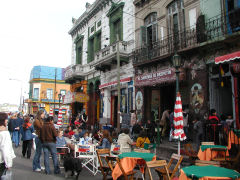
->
[207,109,220,144]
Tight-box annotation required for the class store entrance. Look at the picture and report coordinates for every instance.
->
[73,102,83,116]
[160,85,175,114]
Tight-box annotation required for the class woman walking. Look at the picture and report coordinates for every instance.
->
[0,112,15,177]
[32,110,44,172]
[20,116,34,159]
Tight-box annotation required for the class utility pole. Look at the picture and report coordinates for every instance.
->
[117,34,121,132]
[53,68,57,118]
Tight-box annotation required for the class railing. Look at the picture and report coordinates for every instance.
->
[133,10,240,65]
[94,41,130,61]
[64,64,84,80]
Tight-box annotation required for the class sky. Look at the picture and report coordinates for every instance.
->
[0,0,95,105]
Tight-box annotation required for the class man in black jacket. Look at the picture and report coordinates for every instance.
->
[132,121,142,141]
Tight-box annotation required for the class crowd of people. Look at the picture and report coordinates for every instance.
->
[0,107,235,178]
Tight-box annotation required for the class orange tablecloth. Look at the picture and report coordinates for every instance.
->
[112,156,156,180]
[179,169,240,180]
[228,130,240,150]
[197,147,229,161]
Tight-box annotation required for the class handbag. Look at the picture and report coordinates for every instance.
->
[1,169,12,180]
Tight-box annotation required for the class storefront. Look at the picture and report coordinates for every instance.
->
[212,51,240,129]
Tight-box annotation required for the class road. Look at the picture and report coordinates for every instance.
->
[11,144,102,180]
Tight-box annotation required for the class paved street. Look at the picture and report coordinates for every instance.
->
[11,144,102,180]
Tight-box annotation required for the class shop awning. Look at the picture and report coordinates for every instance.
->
[215,51,240,64]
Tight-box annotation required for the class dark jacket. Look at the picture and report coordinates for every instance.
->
[12,118,24,130]
[8,118,14,132]
[132,123,142,134]
[40,122,57,143]
[20,124,34,141]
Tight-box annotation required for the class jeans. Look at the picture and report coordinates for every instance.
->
[32,137,42,170]
[42,142,60,174]
[12,130,20,147]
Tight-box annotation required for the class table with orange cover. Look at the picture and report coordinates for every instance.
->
[112,152,156,180]
[228,129,240,150]
[197,145,229,161]
[179,165,240,180]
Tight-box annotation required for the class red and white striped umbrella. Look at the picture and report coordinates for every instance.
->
[49,107,53,117]
[57,108,62,126]
[172,92,186,141]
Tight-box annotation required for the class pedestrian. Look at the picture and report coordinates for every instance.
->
[0,112,16,177]
[146,120,155,142]
[40,116,60,175]
[183,109,189,139]
[130,110,137,134]
[20,116,34,159]
[159,110,170,139]
[81,110,88,129]
[193,116,203,151]
[132,121,142,141]
[207,109,220,143]
[32,110,44,172]
[169,111,174,142]
[7,113,15,140]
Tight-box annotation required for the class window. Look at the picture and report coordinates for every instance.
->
[75,35,84,65]
[227,0,240,33]
[46,89,53,100]
[96,32,101,52]
[60,90,66,96]
[113,19,121,42]
[33,88,39,99]
[88,38,94,62]
[141,12,158,47]
[76,47,82,64]
[167,0,185,47]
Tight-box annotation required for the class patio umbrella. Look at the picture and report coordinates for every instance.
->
[57,108,62,126]
[49,107,53,117]
[172,92,186,155]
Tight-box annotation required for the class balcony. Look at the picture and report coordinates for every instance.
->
[93,41,133,71]
[64,64,85,83]
[133,11,240,66]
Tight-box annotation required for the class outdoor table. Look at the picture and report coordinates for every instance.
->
[198,145,229,161]
[179,165,240,180]
[228,129,240,150]
[112,151,156,180]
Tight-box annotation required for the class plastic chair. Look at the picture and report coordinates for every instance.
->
[75,144,98,175]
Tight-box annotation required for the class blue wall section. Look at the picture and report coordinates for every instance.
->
[30,66,65,81]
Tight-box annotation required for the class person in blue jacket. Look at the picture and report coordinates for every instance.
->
[20,116,34,158]
[97,130,112,149]
[12,113,23,147]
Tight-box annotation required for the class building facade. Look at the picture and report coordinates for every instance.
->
[132,0,240,129]
[65,0,135,127]
[26,66,71,116]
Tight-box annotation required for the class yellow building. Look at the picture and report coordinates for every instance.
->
[26,66,71,117]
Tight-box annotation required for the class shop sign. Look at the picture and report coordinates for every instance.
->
[135,68,175,86]
[230,62,240,76]
[74,93,89,103]
[135,68,186,86]
[63,91,74,104]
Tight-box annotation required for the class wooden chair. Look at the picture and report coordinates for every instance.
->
[146,160,170,180]
[96,149,111,180]
[105,156,117,171]
[155,153,183,179]
[195,160,220,167]
[116,157,136,180]
[144,143,157,154]
[225,151,240,171]
[183,144,198,164]
[201,142,215,145]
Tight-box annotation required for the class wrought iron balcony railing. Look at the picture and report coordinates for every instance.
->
[133,10,240,65]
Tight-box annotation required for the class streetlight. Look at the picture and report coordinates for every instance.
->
[58,93,62,110]
[172,53,181,93]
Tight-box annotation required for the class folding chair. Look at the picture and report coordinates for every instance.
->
[56,146,70,168]
[183,144,198,164]
[105,156,117,171]
[116,157,136,180]
[146,160,170,180]
[155,153,183,179]
[144,143,156,154]
[96,149,112,180]
[75,144,98,175]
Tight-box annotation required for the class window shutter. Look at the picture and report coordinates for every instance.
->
[152,23,158,42]
[140,26,147,46]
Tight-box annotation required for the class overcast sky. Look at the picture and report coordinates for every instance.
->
[0,0,95,105]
